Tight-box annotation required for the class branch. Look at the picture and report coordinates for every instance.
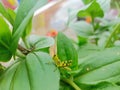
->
[18,44,31,55]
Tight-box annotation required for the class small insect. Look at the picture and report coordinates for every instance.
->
[53,55,72,71]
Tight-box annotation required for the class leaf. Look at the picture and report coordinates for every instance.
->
[38,47,50,53]
[77,1,104,18]
[77,36,87,46]
[11,0,47,54]
[0,64,5,76]
[74,47,120,84]
[7,8,16,22]
[69,21,94,38]
[0,52,60,90]
[82,0,111,12]
[102,18,120,27]
[57,32,78,70]
[22,17,32,40]
[0,3,14,25]
[82,0,94,4]
[97,0,111,12]
[78,44,100,59]
[0,16,12,61]
[28,35,54,51]
[90,82,120,90]
[76,82,120,90]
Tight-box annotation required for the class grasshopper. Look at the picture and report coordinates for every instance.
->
[53,55,72,71]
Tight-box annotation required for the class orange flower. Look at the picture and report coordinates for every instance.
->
[46,30,58,37]
[85,16,92,23]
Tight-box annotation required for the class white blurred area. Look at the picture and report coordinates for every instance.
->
[32,0,84,35]
[50,0,84,31]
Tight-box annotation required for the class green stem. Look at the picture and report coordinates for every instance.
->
[104,24,120,48]
[62,79,81,90]
[92,17,95,31]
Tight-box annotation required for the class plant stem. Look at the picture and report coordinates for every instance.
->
[18,44,31,55]
[92,17,95,31]
[62,78,81,90]
[104,24,120,48]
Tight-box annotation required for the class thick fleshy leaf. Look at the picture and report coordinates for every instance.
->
[69,21,94,38]
[28,35,54,51]
[0,52,60,90]
[75,47,120,84]
[0,3,14,25]
[11,0,47,54]
[57,32,78,70]
[0,16,12,61]
[77,1,104,18]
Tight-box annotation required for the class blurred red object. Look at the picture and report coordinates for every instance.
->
[48,0,57,2]
[1,0,17,10]
[46,30,58,37]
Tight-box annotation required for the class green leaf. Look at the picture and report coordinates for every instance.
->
[38,47,49,53]
[28,35,54,51]
[77,1,104,18]
[0,52,60,90]
[75,47,120,84]
[0,64,5,76]
[69,21,94,38]
[57,32,78,70]
[76,82,120,90]
[97,0,111,12]
[0,3,14,25]
[82,0,111,12]
[0,16,12,61]
[90,82,120,90]
[77,36,87,46]
[22,17,32,40]
[78,44,100,59]
[11,0,47,54]
[7,8,16,22]
[82,0,94,4]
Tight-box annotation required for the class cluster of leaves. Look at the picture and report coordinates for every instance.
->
[0,0,60,90]
[66,0,120,89]
[0,0,120,90]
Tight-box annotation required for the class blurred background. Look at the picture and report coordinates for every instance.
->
[0,0,120,36]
